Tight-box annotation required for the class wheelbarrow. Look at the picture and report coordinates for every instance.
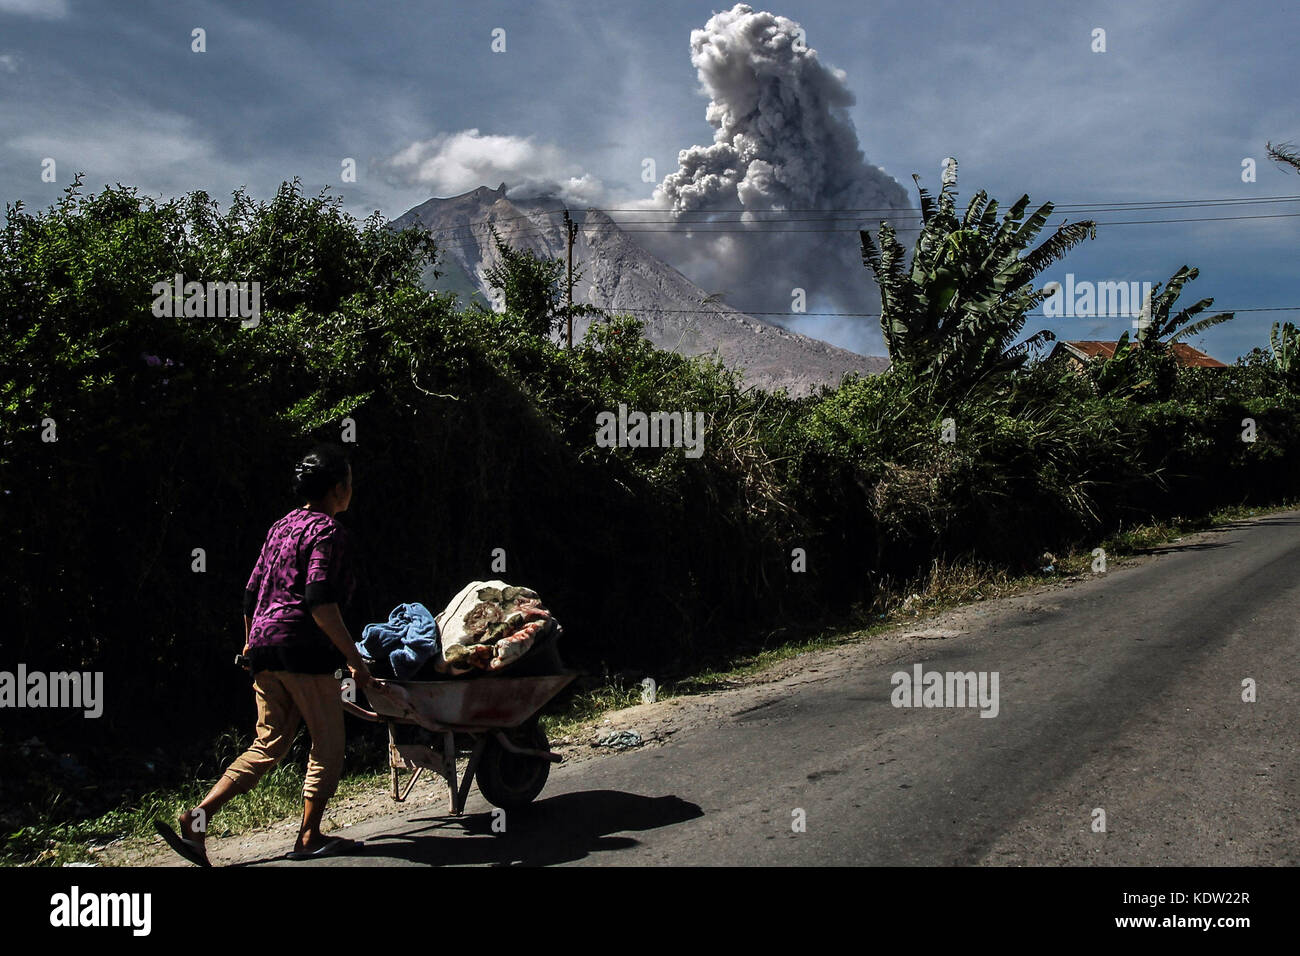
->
[342,671,576,814]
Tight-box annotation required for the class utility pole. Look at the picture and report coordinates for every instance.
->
[564,210,576,348]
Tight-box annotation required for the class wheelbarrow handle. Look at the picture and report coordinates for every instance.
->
[341,699,383,722]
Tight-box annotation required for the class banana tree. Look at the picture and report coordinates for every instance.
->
[1267,140,1300,174]
[860,158,1096,400]
[1092,266,1234,399]
[1269,321,1300,392]
[1268,321,1299,372]
[1130,265,1234,348]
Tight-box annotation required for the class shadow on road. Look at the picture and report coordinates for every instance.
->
[235,790,702,867]
[1233,515,1300,527]
[1135,540,1230,556]
[1134,515,1300,556]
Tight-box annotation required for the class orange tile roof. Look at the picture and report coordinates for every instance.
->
[1053,340,1227,368]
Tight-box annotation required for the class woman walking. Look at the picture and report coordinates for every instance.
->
[156,444,372,865]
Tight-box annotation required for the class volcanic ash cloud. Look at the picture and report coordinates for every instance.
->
[648,4,912,351]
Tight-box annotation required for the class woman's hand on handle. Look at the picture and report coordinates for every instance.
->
[348,657,373,689]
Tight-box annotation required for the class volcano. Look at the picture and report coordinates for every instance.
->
[390,184,889,394]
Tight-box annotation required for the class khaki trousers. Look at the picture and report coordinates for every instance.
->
[221,670,345,802]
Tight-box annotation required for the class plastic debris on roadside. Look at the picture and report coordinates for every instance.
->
[596,730,643,750]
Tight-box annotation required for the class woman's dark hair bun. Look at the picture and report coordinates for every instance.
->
[293,444,350,500]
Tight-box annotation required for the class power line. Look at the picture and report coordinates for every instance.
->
[406,208,1300,248]
[395,194,1300,243]
[603,198,1300,220]
[606,213,1300,232]
[593,195,1300,214]
[400,193,1300,224]
[572,305,1300,318]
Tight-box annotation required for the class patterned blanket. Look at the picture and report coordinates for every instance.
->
[435,580,557,674]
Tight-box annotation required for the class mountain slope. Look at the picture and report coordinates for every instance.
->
[390,185,889,393]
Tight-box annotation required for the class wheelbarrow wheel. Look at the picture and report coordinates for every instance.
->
[476,719,551,811]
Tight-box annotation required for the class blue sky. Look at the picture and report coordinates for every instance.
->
[1,0,1296,359]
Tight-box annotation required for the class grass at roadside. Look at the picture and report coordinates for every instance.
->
[9,500,1290,866]
[2,746,380,868]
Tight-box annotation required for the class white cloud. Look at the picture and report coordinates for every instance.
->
[0,0,69,19]
[0,54,19,72]
[380,128,607,205]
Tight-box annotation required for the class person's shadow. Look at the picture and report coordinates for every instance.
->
[237,790,703,867]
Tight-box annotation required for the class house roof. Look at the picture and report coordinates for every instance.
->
[1051,340,1228,368]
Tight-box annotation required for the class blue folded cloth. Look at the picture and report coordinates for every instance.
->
[357,603,441,679]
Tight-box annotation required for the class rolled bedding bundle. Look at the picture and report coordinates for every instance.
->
[437,580,559,674]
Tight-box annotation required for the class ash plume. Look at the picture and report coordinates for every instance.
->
[645,4,912,352]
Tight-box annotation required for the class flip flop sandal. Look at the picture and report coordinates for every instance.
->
[285,836,363,861]
[153,819,212,868]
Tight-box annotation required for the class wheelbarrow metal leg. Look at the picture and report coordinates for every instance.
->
[441,731,462,815]
[388,723,401,801]
[398,767,424,802]
[456,736,489,814]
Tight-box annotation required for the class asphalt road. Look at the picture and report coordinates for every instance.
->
[256,512,1300,866]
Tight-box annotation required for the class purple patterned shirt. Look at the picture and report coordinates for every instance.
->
[243,508,355,673]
